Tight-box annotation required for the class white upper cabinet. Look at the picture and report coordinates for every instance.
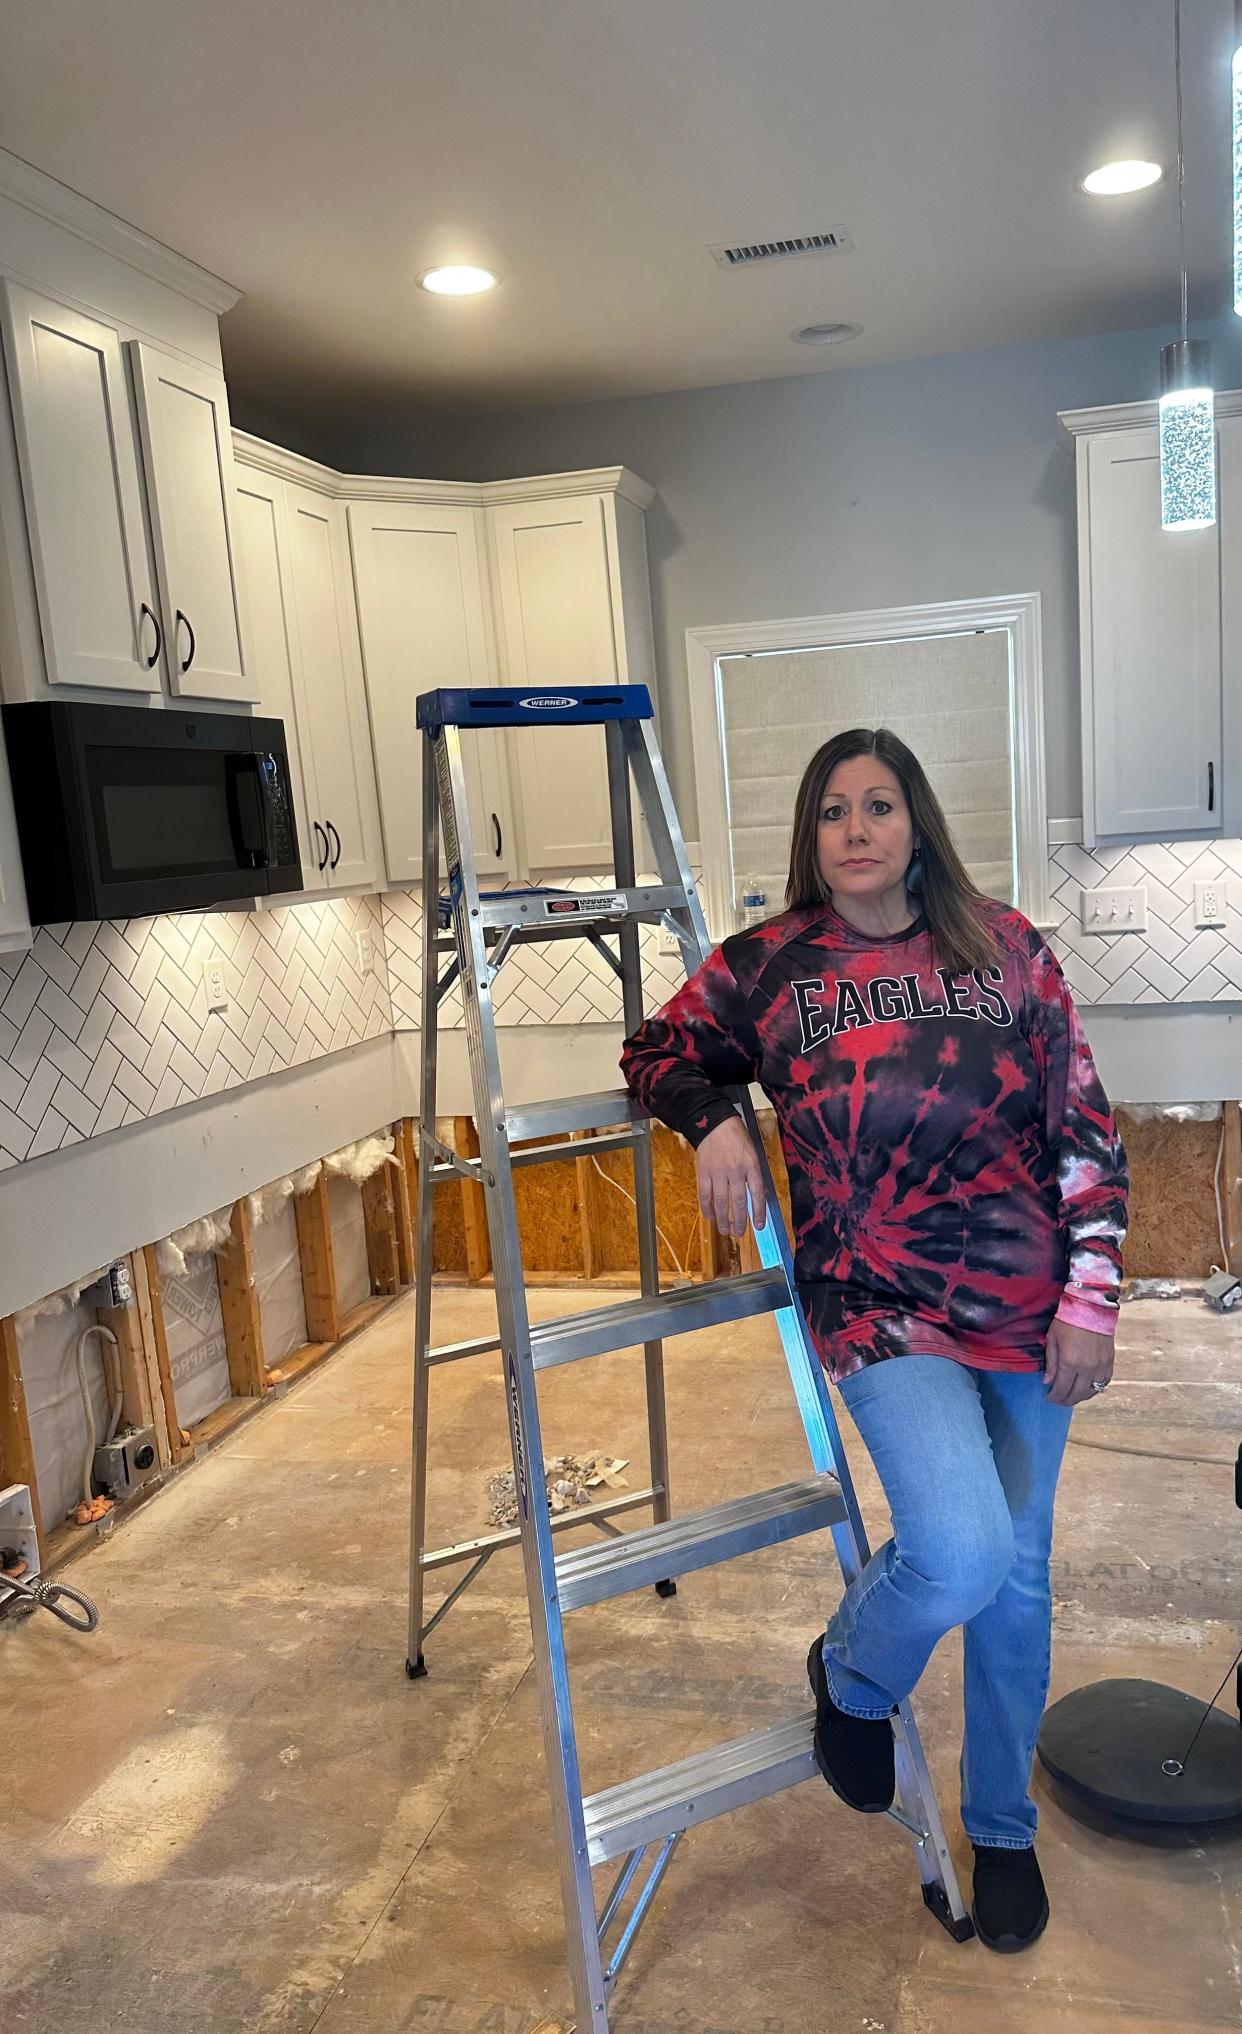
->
[281,481,383,890]
[1064,402,1226,842]
[487,487,653,871]
[232,467,315,887]
[0,282,159,693]
[128,343,254,703]
[348,499,511,882]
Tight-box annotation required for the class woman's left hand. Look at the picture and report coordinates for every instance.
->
[1044,1319,1115,1406]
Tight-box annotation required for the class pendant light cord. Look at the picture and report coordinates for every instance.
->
[1175,0,1188,340]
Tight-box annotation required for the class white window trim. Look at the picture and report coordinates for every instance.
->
[685,591,1053,940]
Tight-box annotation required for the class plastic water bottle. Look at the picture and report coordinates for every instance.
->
[738,877,767,930]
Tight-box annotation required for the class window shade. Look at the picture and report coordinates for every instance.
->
[717,630,1015,913]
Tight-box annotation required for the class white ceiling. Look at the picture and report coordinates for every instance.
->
[0,0,1235,425]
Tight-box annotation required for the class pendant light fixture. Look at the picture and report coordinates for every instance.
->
[1233,0,1242,314]
[1160,0,1216,530]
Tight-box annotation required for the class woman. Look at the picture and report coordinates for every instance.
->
[620,727,1127,1955]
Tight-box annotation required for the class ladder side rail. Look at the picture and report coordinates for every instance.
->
[407,730,444,1675]
[605,720,672,1534]
[439,722,610,2025]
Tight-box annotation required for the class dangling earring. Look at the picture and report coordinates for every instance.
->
[907,845,923,896]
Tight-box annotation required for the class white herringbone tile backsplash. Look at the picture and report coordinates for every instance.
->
[2,838,1239,1173]
[0,895,390,1170]
[1047,839,1242,1004]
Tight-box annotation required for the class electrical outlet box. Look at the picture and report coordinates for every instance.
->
[356,929,374,971]
[1080,885,1148,934]
[81,1262,133,1311]
[93,1426,160,1498]
[1193,878,1228,928]
[657,924,681,958]
[202,957,228,1012]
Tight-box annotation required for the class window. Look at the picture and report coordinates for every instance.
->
[686,594,1051,938]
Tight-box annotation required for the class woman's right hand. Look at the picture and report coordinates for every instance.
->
[695,1116,767,1238]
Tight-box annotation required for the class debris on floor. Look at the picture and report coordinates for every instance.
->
[486,1452,630,1526]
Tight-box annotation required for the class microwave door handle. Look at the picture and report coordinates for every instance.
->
[224,755,269,871]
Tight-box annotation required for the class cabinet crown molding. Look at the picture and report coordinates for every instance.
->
[0,149,240,316]
[1058,388,1242,449]
[231,433,655,512]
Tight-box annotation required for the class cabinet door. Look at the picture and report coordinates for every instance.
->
[487,495,619,869]
[233,468,317,889]
[282,483,382,889]
[1085,429,1221,837]
[0,282,158,693]
[129,344,255,704]
[348,501,511,882]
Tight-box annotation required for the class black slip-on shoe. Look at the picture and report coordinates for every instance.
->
[806,1634,895,1813]
[971,1843,1050,1952]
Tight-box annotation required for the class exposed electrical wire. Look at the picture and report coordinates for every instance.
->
[588,1155,689,1278]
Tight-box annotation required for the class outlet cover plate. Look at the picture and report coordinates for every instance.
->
[1193,878,1229,928]
[202,957,228,1012]
[356,929,374,971]
[1080,885,1148,934]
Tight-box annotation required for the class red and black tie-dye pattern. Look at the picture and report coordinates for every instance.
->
[620,899,1128,1384]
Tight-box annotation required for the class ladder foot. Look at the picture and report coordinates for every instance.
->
[654,1578,677,1598]
[922,1880,975,1942]
[405,1654,428,1681]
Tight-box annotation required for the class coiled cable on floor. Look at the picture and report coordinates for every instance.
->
[0,1569,99,1633]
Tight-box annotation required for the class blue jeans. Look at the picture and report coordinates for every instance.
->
[823,1355,1073,1849]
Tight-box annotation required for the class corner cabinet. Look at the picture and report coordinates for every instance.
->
[485,478,656,870]
[346,498,511,883]
[1061,397,1232,843]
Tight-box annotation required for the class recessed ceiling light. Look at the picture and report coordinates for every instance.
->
[792,321,863,346]
[417,265,499,296]
[1078,159,1165,196]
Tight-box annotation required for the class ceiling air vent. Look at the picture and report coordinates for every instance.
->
[709,228,853,270]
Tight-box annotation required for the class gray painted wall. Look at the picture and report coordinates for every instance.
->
[329,312,1238,837]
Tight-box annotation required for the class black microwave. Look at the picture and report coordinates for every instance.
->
[2,700,303,924]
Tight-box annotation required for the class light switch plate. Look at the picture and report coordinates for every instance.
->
[202,957,228,1012]
[1080,885,1148,934]
[1193,878,1229,928]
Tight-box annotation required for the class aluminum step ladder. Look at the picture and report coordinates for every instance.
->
[406,683,972,2027]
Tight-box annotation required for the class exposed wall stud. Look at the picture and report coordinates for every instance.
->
[362,1162,401,1296]
[217,1200,267,1398]
[455,1116,491,1281]
[138,1246,187,1463]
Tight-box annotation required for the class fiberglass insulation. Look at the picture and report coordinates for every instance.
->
[18,1302,113,1526]
[161,1252,232,1429]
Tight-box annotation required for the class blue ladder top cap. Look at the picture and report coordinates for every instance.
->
[416,685,654,730]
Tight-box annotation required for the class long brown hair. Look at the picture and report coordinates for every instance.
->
[785,726,998,974]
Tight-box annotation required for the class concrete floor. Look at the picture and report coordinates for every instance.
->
[2,1287,1241,2034]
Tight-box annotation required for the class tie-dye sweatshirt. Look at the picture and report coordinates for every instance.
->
[620,899,1128,1383]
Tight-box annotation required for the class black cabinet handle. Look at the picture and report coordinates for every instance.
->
[176,609,196,674]
[313,820,329,871]
[327,820,341,870]
[1209,760,1216,813]
[139,602,162,670]
[491,811,502,858]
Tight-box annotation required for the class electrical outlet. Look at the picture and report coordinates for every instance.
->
[356,929,374,971]
[1079,885,1148,934]
[1193,878,1228,928]
[657,924,681,958]
[202,957,228,1012]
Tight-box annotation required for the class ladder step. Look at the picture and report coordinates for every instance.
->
[505,1088,649,1142]
[554,1476,846,1611]
[530,1268,791,1371]
[582,1712,818,1865]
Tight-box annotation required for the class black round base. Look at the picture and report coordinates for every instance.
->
[1037,1678,1242,1824]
